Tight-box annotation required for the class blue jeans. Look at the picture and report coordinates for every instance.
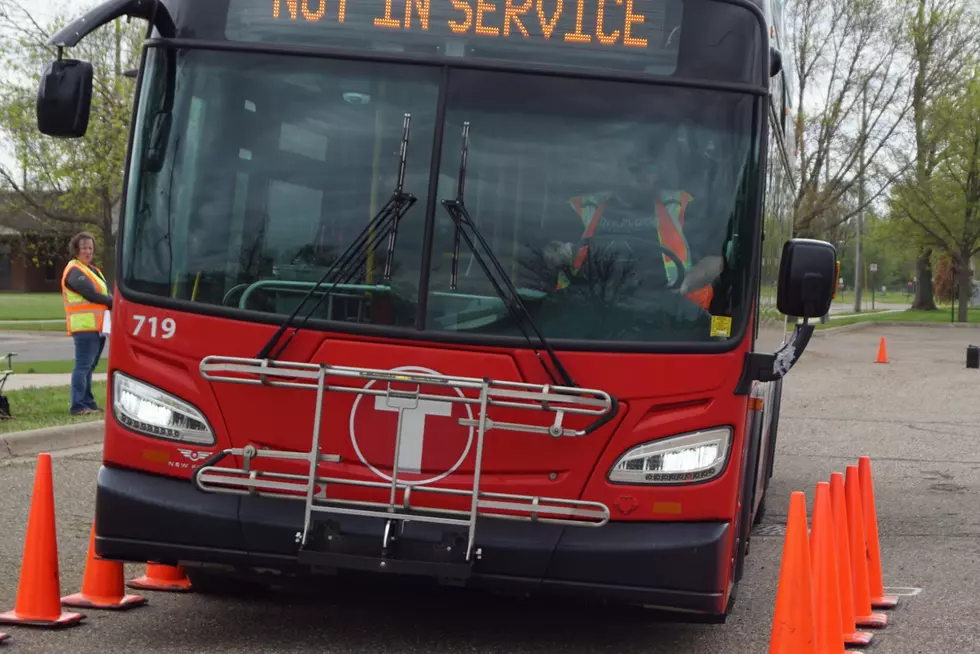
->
[71,331,106,414]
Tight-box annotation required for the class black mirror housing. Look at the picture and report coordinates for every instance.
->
[36,58,94,138]
[777,238,838,318]
[770,47,783,77]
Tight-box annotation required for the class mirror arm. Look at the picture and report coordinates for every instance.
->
[47,0,174,48]
[734,319,815,395]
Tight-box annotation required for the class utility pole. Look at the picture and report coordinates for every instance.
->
[854,81,869,313]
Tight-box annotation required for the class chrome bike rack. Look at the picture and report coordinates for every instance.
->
[193,355,616,575]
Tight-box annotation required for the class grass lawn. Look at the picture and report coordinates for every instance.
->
[816,307,980,329]
[0,381,107,435]
[831,292,913,306]
[0,321,65,331]
[2,359,108,375]
[0,293,65,321]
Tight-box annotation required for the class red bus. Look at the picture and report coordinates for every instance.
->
[38,0,837,621]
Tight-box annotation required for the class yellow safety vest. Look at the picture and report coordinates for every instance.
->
[61,259,109,334]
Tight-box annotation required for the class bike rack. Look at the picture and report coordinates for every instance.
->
[194,355,616,574]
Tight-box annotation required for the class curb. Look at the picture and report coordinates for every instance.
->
[870,321,980,329]
[812,321,980,336]
[810,321,877,336]
[0,420,105,461]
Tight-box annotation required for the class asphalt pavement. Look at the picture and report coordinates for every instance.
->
[0,324,977,652]
[0,331,92,363]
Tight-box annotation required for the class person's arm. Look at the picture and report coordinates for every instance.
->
[65,268,114,309]
[678,197,726,294]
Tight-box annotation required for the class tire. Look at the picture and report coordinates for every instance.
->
[185,568,270,596]
[753,492,767,526]
[752,379,783,527]
[763,379,783,489]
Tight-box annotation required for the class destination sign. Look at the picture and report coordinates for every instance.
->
[225,0,683,74]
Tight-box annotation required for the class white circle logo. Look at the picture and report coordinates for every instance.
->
[348,365,475,486]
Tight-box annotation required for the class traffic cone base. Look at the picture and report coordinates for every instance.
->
[0,608,84,628]
[62,522,148,610]
[872,595,899,609]
[61,591,147,611]
[855,611,888,628]
[127,576,193,592]
[127,563,193,592]
[845,629,874,646]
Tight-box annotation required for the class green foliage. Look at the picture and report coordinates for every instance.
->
[838,215,918,290]
[0,4,146,280]
[889,67,980,283]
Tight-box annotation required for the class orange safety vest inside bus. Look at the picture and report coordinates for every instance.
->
[555,190,715,310]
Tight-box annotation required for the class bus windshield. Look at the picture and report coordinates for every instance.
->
[122,46,759,346]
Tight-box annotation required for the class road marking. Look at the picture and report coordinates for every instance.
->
[884,586,923,597]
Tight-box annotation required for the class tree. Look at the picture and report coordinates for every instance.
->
[0,1,145,283]
[890,68,980,322]
[788,0,914,241]
[901,0,980,310]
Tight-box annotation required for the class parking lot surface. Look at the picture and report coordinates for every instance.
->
[0,324,976,652]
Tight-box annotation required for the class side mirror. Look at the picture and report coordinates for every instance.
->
[777,238,838,318]
[36,58,93,138]
[735,238,838,393]
[770,47,783,77]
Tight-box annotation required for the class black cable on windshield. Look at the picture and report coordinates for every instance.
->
[256,113,416,361]
[441,121,576,388]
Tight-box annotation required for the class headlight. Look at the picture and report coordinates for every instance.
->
[112,372,215,445]
[607,427,732,485]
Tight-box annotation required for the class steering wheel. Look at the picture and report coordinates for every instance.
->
[574,233,687,291]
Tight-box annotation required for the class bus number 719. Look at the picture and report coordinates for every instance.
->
[133,315,176,339]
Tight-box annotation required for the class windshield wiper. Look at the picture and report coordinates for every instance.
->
[441,122,576,388]
[256,113,416,361]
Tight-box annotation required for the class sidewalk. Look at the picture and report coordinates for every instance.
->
[0,319,64,325]
[827,308,906,320]
[2,372,107,391]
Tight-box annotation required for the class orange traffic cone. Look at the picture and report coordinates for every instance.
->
[769,491,817,654]
[875,337,888,363]
[858,457,898,610]
[0,453,85,628]
[830,473,874,646]
[845,465,888,628]
[62,522,147,610]
[127,563,193,592]
[810,482,860,653]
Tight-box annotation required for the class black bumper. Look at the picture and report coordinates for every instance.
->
[94,465,732,617]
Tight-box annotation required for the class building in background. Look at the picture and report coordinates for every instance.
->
[0,194,74,293]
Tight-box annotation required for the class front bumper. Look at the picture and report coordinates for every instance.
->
[94,465,732,617]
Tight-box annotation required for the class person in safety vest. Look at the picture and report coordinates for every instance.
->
[542,134,724,311]
[61,231,112,415]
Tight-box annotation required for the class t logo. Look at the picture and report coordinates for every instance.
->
[373,395,452,473]
[349,365,476,486]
